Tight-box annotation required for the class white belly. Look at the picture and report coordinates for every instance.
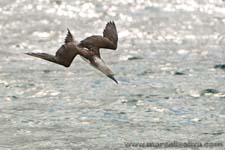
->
[81,56,114,76]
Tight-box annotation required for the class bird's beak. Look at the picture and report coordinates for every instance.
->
[107,75,118,84]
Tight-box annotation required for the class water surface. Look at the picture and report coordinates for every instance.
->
[0,0,225,149]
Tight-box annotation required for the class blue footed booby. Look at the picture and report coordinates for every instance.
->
[25,21,118,84]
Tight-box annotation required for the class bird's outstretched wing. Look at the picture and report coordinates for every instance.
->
[25,29,77,67]
[79,21,118,58]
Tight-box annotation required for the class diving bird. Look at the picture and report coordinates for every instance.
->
[25,21,118,84]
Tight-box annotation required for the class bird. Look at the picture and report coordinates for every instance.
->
[25,21,118,84]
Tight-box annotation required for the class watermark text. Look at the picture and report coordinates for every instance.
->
[125,141,223,148]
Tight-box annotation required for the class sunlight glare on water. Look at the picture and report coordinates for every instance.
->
[0,0,225,149]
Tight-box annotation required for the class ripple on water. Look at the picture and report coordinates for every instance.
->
[0,0,225,149]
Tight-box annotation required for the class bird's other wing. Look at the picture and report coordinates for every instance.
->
[65,28,74,44]
[25,29,78,67]
[103,21,118,49]
[79,21,118,58]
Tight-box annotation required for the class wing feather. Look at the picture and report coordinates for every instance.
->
[79,21,118,58]
[64,28,74,44]
[25,45,77,68]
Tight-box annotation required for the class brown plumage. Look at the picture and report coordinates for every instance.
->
[79,21,118,58]
[25,21,118,84]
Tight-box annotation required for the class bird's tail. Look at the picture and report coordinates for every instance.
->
[25,52,58,64]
